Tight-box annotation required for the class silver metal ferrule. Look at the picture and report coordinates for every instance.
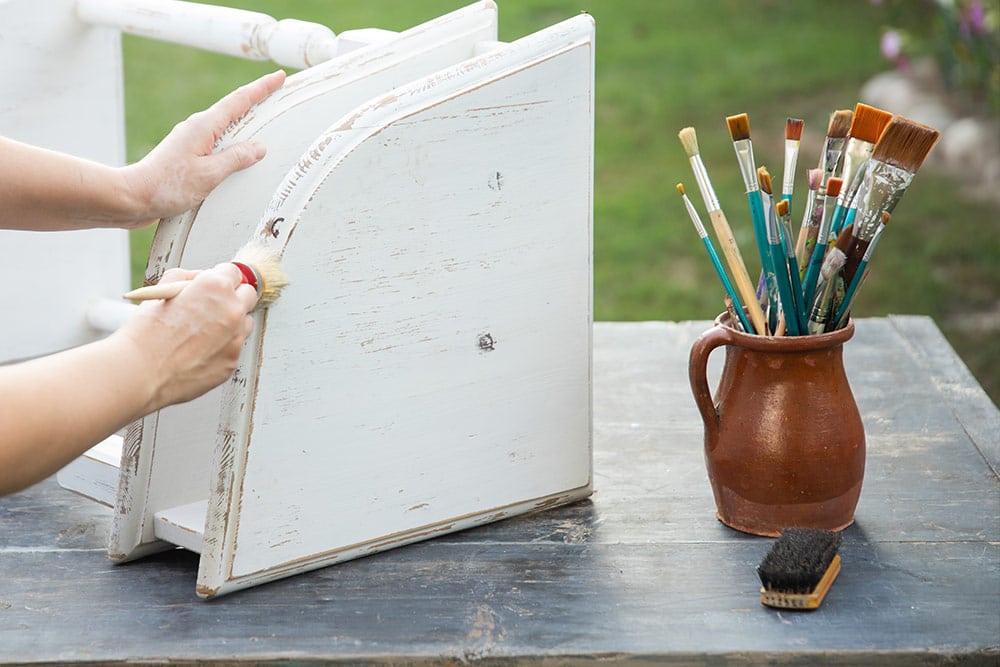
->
[838,138,874,207]
[782,139,799,196]
[682,194,709,239]
[689,155,720,212]
[820,136,848,182]
[732,139,758,192]
[854,160,914,241]
[762,192,780,244]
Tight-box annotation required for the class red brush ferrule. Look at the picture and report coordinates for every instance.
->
[231,261,262,295]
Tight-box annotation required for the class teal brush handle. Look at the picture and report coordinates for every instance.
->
[703,237,754,334]
[769,241,800,335]
[777,212,808,334]
[801,235,826,316]
[843,207,858,230]
[747,191,777,332]
[786,254,808,333]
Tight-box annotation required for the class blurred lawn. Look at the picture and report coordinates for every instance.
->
[123,0,999,403]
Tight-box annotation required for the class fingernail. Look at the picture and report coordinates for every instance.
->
[251,142,266,160]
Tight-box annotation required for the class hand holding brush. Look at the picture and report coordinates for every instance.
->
[125,240,289,309]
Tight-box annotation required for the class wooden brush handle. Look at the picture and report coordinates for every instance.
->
[123,280,192,302]
[708,209,767,336]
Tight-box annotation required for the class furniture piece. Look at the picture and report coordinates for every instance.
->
[3,317,997,664]
[51,3,596,598]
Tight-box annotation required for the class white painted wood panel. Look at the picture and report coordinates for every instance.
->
[153,500,207,553]
[196,13,595,597]
[109,1,500,561]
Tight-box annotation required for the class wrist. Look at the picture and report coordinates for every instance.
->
[116,162,160,229]
[103,325,165,417]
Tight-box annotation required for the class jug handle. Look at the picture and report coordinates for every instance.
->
[688,324,733,443]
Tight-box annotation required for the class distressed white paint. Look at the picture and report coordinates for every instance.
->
[153,500,207,553]
[109,1,501,562]
[47,2,594,598]
[197,13,595,597]
[0,0,130,362]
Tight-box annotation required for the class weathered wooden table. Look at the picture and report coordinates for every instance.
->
[2,317,998,665]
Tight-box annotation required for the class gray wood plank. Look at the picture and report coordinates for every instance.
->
[1,318,997,665]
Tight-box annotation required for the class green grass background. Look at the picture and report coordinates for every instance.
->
[123,0,999,403]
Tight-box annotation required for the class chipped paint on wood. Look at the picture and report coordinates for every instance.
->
[108,3,501,570]
[196,14,594,597]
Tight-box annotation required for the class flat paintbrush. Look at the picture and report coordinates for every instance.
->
[678,126,766,335]
[759,167,800,335]
[818,109,853,184]
[774,198,807,335]
[124,240,290,308]
[794,168,823,269]
[781,117,804,210]
[841,115,940,287]
[727,112,776,334]
[829,103,893,237]
[677,183,754,334]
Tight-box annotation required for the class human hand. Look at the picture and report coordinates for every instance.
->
[121,70,287,228]
[114,263,259,412]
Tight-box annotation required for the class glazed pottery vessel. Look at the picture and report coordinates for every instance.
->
[688,313,865,536]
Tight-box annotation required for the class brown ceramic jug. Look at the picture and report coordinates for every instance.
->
[688,313,865,536]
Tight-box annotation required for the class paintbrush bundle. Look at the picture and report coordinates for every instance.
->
[677,104,940,336]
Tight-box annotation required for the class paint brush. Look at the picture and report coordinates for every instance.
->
[124,240,290,308]
[806,224,854,334]
[818,109,853,184]
[781,118,804,209]
[801,176,843,313]
[834,212,891,329]
[677,183,754,334]
[829,104,894,237]
[774,198,807,335]
[794,168,823,269]
[759,167,800,335]
[726,112,776,334]
[678,127,767,335]
[841,115,940,287]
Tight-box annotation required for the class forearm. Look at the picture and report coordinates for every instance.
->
[0,332,156,495]
[0,137,142,231]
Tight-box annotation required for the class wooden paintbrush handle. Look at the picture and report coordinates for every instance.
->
[123,280,192,302]
[708,209,767,336]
